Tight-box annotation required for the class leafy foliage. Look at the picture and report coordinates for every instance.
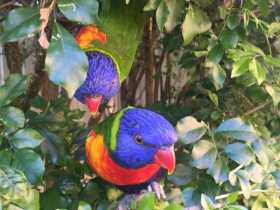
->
[1,0,280,209]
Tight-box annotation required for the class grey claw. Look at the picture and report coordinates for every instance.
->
[148,181,166,200]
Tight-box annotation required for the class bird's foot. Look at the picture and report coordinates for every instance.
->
[147,181,166,200]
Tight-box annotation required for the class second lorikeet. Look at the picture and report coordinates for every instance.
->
[86,107,177,195]
[74,26,120,115]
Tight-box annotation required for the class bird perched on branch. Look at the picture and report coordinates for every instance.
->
[85,107,177,202]
[74,26,120,115]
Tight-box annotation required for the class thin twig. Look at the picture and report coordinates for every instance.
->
[215,189,280,200]
[243,100,271,117]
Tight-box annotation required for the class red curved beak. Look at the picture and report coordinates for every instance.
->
[85,96,103,115]
[154,146,176,175]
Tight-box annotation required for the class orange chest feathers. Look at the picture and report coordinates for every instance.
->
[85,133,160,186]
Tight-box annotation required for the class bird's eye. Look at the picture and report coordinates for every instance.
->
[134,134,144,144]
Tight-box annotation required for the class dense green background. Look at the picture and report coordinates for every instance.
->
[1,0,280,209]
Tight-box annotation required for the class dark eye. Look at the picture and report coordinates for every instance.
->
[134,134,144,144]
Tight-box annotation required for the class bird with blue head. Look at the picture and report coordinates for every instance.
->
[74,26,120,115]
[86,107,177,197]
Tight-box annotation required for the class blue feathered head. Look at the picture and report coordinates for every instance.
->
[74,51,120,114]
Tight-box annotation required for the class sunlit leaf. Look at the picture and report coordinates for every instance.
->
[206,61,226,90]
[45,23,88,97]
[58,0,99,24]
[268,22,280,36]
[0,166,40,210]
[0,74,28,107]
[164,203,184,210]
[12,128,44,149]
[245,163,264,183]
[176,116,207,144]
[236,170,251,199]
[192,140,217,169]
[201,194,215,210]
[156,0,169,31]
[182,5,211,45]
[265,84,280,106]
[0,7,40,43]
[231,57,251,78]
[224,143,255,165]
[226,205,248,210]
[138,192,156,210]
[13,149,45,185]
[226,192,240,204]
[249,58,266,85]
[0,106,25,133]
[207,158,229,184]
[208,91,219,107]
[143,0,161,11]
[164,0,185,32]
[78,201,92,210]
[216,118,257,142]
[264,55,280,68]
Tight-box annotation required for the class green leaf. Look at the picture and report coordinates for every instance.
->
[207,158,229,184]
[45,23,88,97]
[12,128,44,149]
[208,91,219,107]
[182,5,211,45]
[0,149,13,166]
[138,192,155,210]
[206,61,226,90]
[249,58,266,85]
[226,192,240,204]
[220,30,239,49]
[89,0,145,81]
[164,0,185,32]
[224,143,255,166]
[143,0,161,11]
[176,116,207,144]
[240,42,265,56]
[0,74,28,107]
[268,22,280,36]
[78,201,92,210]
[251,139,269,168]
[0,166,40,210]
[227,14,241,30]
[13,149,45,185]
[208,44,224,64]
[271,170,280,187]
[235,170,251,199]
[231,57,251,78]
[201,194,215,210]
[226,205,248,210]
[264,55,280,68]
[58,0,99,24]
[164,203,184,210]
[216,118,257,142]
[0,7,40,43]
[0,106,25,133]
[192,140,217,169]
[265,84,280,106]
[156,0,169,31]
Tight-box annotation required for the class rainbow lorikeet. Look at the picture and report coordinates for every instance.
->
[74,26,120,115]
[86,107,177,195]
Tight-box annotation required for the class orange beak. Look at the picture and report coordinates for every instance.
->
[85,96,103,115]
[154,146,176,175]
